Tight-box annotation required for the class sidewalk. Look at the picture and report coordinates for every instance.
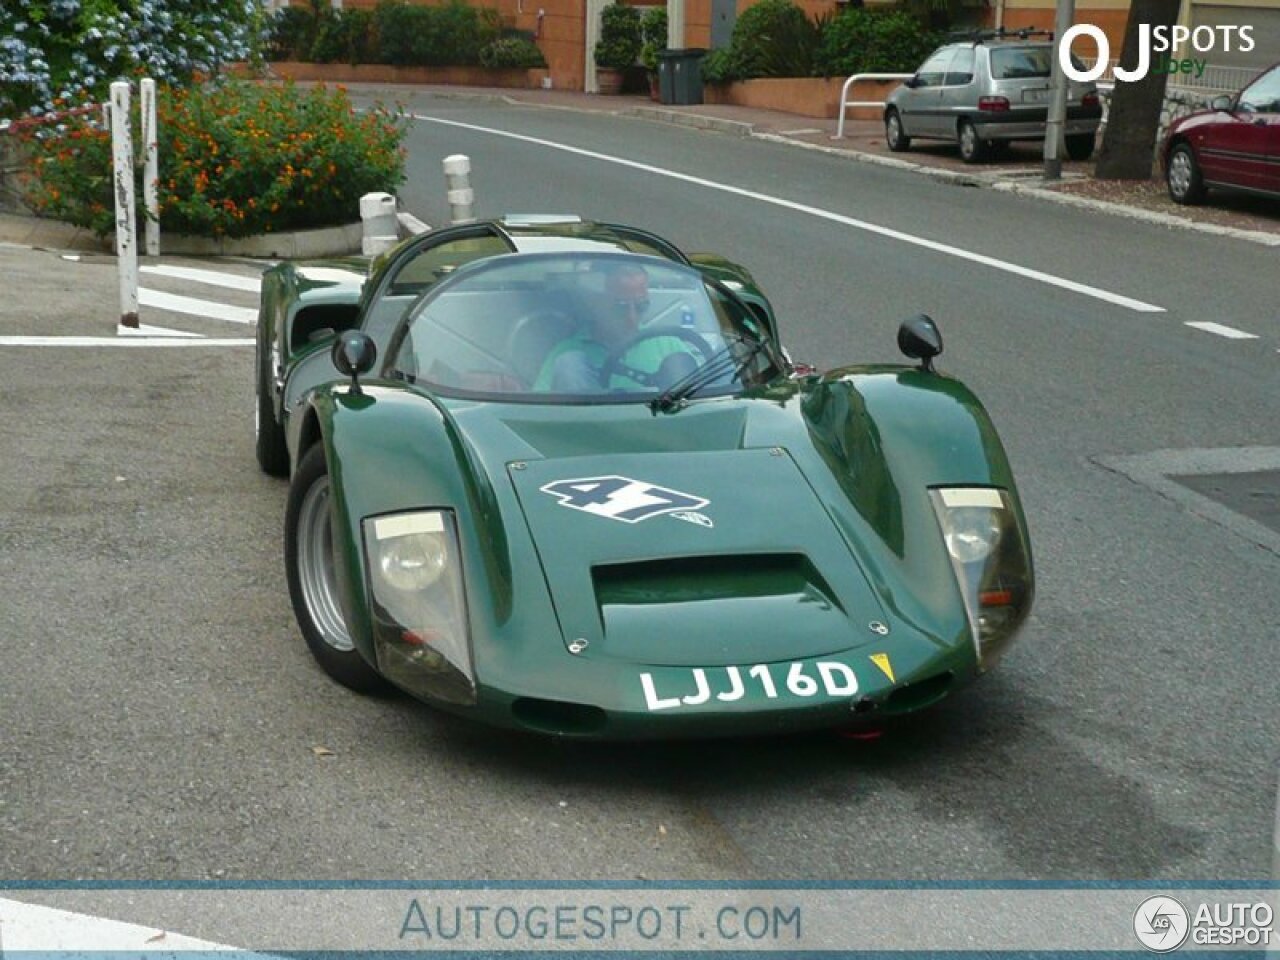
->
[381,82,1280,247]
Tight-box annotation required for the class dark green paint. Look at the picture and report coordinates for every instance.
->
[261,220,1032,738]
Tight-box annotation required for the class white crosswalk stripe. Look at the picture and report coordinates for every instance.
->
[138,286,258,325]
[0,897,242,951]
[141,263,262,293]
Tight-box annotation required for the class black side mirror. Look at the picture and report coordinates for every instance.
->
[1211,94,1233,112]
[902,76,921,89]
[332,330,377,395]
[898,314,943,372]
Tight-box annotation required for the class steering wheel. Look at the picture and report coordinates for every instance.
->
[598,325,714,388]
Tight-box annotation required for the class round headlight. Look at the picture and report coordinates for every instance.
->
[944,508,1002,564]
[379,532,448,591]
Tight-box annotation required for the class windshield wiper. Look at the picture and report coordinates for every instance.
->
[650,335,772,414]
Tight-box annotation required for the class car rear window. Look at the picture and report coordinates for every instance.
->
[989,46,1053,79]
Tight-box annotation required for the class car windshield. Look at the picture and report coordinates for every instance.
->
[989,46,1054,79]
[1239,65,1280,113]
[386,252,783,403]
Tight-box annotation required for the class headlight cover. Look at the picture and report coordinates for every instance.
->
[362,510,475,704]
[929,487,1032,670]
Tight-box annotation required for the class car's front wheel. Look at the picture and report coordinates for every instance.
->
[885,109,911,152]
[285,443,387,693]
[1065,133,1095,162]
[1166,142,1206,205]
[255,333,289,477]
[958,120,987,163]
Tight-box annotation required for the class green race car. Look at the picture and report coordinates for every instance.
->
[255,216,1033,738]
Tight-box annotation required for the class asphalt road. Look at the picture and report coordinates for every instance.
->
[1,93,1277,889]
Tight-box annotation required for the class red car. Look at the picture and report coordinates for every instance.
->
[1162,63,1280,205]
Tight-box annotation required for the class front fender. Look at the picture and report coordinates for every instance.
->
[792,366,1032,654]
[307,384,514,666]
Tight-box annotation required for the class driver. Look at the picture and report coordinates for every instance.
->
[532,263,698,393]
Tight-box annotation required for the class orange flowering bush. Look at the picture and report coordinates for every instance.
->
[16,79,405,238]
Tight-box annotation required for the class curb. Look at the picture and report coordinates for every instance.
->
[748,131,1280,248]
[991,180,1280,247]
[626,106,754,137]
[0,212,364,258]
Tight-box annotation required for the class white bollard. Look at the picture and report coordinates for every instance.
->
[109,80,138,329]
[140,78,159,257]
[359,192,398,256]
[442,154,474,224]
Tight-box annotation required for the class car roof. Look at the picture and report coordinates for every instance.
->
[495,217,690,263]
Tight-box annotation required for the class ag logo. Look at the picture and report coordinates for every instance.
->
[541,475,709,524]
[1133,896,1190,953]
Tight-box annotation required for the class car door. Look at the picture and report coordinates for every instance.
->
[899,47,957,138]
[1198,66,1280,194]
[938,46,977,138]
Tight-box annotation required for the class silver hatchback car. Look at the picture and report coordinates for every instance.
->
[885,30,1103,163]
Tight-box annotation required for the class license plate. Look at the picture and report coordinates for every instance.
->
[1022,88,1049,103]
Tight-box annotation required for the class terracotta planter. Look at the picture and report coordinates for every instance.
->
[647,71,660,101]
[596,67,623,95]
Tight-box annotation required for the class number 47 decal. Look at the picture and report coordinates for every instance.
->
[540,475,709,524]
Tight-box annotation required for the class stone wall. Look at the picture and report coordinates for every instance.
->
[1097,85,1218,160]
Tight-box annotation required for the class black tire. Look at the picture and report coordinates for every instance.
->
[1065,133,1095,162]
[958,120,987,163]
[285,443,388,694]
[885,109,911,152]
[255,330,289,476]
[1166,142,1206,205]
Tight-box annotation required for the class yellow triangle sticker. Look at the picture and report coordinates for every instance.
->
[870,653,895,684]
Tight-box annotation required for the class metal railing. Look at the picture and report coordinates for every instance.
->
[835,73,912,139]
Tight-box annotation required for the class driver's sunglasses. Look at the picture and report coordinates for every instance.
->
[613,297,650,315]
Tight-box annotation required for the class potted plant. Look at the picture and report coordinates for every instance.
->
[594,2,642,95]
[640,7,667,101]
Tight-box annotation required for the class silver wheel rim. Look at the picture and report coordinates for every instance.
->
[1169,151,1193,197]
[888,115,901,146]
[960,125,976,157]
[296,475,354,652]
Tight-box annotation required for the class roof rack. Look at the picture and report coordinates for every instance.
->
[948,26,1055,43]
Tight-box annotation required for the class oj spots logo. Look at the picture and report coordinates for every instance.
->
[541,476,709,524]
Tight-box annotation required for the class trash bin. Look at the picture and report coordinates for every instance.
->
[658,49,706,106]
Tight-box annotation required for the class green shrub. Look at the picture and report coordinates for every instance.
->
[267,4,319,61]
[372,0,497,67]
[594,3,642,70]
[727,0,823,79]
[814,8,941,77]
[700,47,736,84]
[311,8,376,65]
[479,37,547,69]
[14,80,405,239]
[700,0,828,83]
[640,7,667,72]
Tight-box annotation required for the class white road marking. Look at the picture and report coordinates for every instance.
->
[141,263,262,293]
[138,287,257,324]
[1184,321,1258,340]
[0,336,253,347]
[411,113,1166,314]
[0,896,239,950]
[118,322,202,338]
